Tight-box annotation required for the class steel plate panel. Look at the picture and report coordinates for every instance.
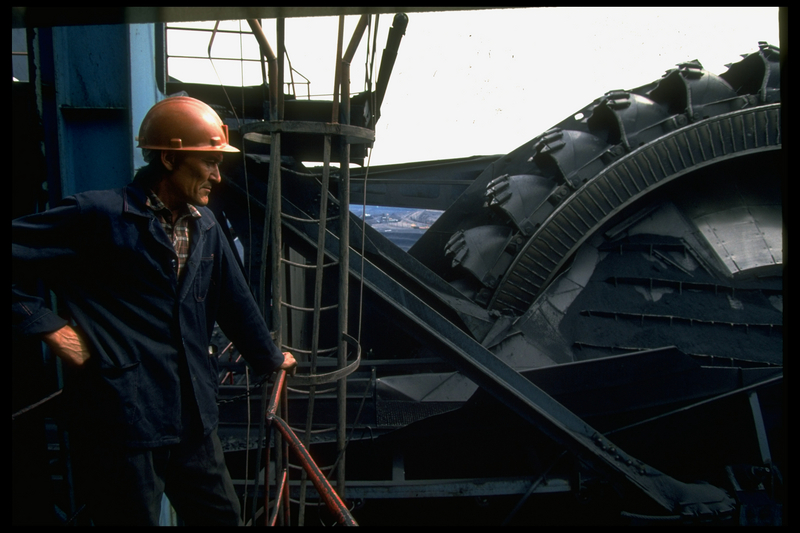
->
[695,206,782,275]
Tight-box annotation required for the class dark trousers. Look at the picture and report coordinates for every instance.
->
[71,428,242,526]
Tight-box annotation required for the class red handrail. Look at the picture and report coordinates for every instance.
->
[269,470,288,527]
[265,369,358,526]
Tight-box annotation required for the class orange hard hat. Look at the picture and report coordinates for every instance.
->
[137,96,239,153]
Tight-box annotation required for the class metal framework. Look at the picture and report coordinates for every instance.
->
[236,15,377,524]
[11,7,785,527]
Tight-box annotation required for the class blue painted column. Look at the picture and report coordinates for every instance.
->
[49,23,162,197]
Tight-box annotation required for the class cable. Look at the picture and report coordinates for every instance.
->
[241,365,251,523]
[356,14,379,343]
[207,20,258,521]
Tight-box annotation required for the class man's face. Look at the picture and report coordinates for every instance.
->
[162,151,223,208]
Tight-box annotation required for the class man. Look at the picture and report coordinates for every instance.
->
[12,96,296,525]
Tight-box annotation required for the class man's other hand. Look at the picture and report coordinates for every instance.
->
[42,325,91,367]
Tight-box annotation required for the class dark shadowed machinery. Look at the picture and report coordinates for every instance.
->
[12,7,786,526]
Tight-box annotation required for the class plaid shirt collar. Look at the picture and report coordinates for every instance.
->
[144,190,201,220]
[145,189,201,279]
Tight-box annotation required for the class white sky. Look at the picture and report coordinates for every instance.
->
[167,7,781,167]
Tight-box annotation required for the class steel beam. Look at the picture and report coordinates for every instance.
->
[13,7,520,29]
[232,476,573,500]
[348,155,501,210]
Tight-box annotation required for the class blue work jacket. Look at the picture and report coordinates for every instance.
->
[12,175,284,447]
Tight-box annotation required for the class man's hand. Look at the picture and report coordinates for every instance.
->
[42,325,91,367]
[279,351,297,376]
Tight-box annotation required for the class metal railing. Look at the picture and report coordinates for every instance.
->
[165,21,312,98]
[263,369,359,526]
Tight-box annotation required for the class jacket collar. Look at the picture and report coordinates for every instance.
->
[122,172,216,232]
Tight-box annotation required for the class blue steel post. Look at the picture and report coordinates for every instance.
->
[47,23,161,198]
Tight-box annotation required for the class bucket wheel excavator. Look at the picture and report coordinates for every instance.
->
[212,40,783,525]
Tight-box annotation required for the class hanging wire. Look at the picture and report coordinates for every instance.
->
[205,20,258,521]
[241,365,252,522]
[204,21,255,286]
[206,22,242,123]
[357,14,380,343]
[237,20,256,521]
[240,21,255,287]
